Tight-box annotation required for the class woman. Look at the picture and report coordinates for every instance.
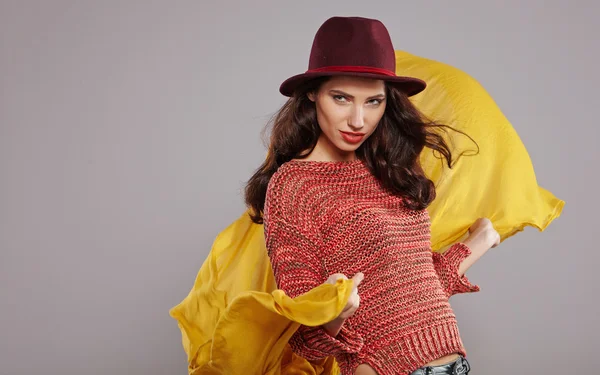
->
[245,16,499,375]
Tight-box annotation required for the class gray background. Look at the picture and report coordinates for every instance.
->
[1,1,597,374]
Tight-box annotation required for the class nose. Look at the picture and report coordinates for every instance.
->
[348,104,364,129]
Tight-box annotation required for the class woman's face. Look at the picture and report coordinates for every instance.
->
[307,76,386,161]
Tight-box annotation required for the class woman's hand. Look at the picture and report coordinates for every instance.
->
[465,218,500,250]
[322,272,363,337]
[458,218,500,276]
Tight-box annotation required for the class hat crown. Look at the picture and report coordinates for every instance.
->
[308,17,396,73]
[278,16,426,97]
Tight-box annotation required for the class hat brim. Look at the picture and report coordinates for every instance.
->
[279,71,426,97]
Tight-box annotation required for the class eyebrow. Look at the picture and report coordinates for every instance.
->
[329,89,386,100]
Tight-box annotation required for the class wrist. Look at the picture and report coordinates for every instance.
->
[463,232,493,253]
[323,316,346,337]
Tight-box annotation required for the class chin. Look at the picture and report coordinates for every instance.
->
[334,143,361,153]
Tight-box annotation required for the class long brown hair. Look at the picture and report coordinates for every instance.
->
[244,77,477,224]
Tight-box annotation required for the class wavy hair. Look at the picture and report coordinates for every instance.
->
[244,77,477,224]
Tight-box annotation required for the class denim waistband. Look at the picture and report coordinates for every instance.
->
[409,356,470,375]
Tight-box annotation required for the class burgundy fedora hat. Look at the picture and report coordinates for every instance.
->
[279,16,426,97]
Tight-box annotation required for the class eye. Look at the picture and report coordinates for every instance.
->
[333,95,349,103]
[367,99,384,106]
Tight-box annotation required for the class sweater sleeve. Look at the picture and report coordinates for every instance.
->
[431,242,480,298]
[264,216,364,360]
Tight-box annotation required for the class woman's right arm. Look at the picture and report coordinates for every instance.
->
[264,216,364,361]
[322,272,364,336]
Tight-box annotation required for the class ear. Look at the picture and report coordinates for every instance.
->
[307,91,316,102]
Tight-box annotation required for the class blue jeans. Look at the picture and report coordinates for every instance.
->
[409,356,471,375]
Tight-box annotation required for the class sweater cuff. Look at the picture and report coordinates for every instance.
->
[435,243,480,296]
[291,323,364,360]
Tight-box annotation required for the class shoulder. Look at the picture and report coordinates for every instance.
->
[267,161,307,193]
[264,161,317,224]
[267,162,310,200]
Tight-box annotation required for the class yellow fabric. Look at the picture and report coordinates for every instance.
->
[170,211,344,374]
[395,50,565,250]
[169,50,564,374]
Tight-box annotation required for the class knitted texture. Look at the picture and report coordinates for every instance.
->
[263,159,480,375]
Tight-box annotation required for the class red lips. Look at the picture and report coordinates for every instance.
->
[340,131,365,144]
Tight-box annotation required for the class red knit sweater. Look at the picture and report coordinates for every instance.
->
[263,159,480,375]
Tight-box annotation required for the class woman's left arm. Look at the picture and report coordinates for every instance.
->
[432,218,500,298]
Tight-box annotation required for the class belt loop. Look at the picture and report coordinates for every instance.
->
[464,357,471,374]
[452,356,470,375]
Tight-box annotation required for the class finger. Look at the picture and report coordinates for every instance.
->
[343,294,356,311]
[351,272,364,288]
[343,294,360,312]
[489,232,499,248]
[326,273,347,284]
